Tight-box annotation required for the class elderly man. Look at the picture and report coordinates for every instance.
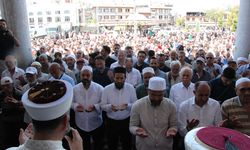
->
[22,67,38,93]
[110,50,126,69]
[165,50,178,68]
[2,55,25,88]
[73,66,104,150]
[204,52,222,78]
[221,78,250,136]
[21,67,39,125]
[7,80,83,150]
[30,61,49,83]
[130,77,177,150]
[49,62,75,86]
[166,61,182,93]
[178,81,222,137]
[136,67,155,99]
[125,57,141,87]
[101,67,137,150]
[37,54,50,74]
[169,67,195,110]
[0,77,24,149]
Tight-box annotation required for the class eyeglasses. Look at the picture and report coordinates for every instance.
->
[206,57,213,59]
[239,87,250,93]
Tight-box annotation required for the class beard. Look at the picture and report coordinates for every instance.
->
[115,82,124,90]
[81,79,91,86]
[150,99,162,107]
[29,80,38,87]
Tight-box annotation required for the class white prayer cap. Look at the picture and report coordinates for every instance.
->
[1,77,13,85]
[196,57,205,64]
[148,77,166,91]
[237,57,248,63]
[21,80,73,121]
[81,66,93,73]
[142,67,155,75]
[235,78,250,88]
[66,54,76,61]
[31,61,42,67]
[26,67,38,75]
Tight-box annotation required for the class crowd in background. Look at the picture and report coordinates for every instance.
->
[1,24,250,150]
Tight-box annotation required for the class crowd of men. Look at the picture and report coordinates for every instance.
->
[0,17,250,150]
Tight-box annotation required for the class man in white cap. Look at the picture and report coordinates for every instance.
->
[22,67,38,93]
[31,61,49,83]
[236,58,250,77]
[72,66,104,150]
[136,67,155,99]
[7,80,83,150]
[0,77,24,149]
[130,77,177,150]
[21,67,39,125]
[237,57,249,68]
[66,54,78,75]
[221,77,250,136]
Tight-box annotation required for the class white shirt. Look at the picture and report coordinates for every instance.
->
[73,81,103,132]
[101,83,137,120]
[110,61,125,69]
[169,82,195,110]
[125,68,142,87]
[178,97,222,136]
[6,140,65,150]
[37,72,49,83]
[2,67,25,87]
[49,73,75,86]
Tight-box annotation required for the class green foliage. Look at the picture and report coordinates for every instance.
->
[227,6,239,32]
[175,17,185,27]
[205,9,225,27]
[205,6,239,31]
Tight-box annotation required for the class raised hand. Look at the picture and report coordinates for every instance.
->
[165,127,177,137]
[186,119,200,131]
[19,123,34,144]
[136,127,148,138]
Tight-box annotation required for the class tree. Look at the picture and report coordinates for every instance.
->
[205,9,225,28]
[227,6,239,32]
[175,16,185,27]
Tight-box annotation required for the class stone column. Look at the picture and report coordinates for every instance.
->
[0,0,32,69]
[235,0,250,59]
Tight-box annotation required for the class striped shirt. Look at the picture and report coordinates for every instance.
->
[221,96,250,135]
